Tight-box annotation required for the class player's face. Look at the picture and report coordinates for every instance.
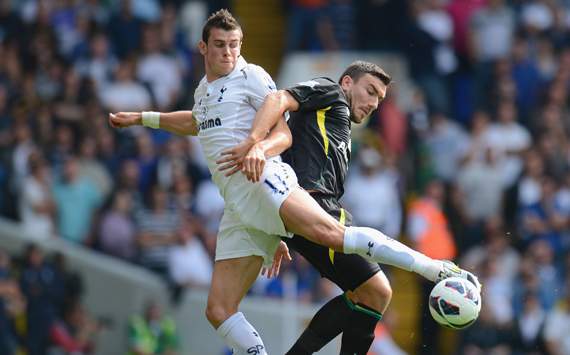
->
[199,28,242,81]
[342,74,387,123]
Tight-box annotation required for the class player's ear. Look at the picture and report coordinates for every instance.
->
[198,40,207,55]
[340,75,353,90]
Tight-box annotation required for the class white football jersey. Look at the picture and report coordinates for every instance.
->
[192,56,278,190]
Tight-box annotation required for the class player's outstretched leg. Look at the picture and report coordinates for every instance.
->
[206,256,268,355]
[343,226,481,290]
[279,188,480,288]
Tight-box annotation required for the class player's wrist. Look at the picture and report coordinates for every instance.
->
[141,111,160,129]
[256,140,269,157]
[244,135,259,146]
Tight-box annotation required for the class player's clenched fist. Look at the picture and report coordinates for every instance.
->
[108,112,142,128]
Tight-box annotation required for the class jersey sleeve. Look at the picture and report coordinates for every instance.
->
[286,78,342,111]
[244,64,277,110]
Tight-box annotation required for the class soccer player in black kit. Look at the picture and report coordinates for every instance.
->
[217,61,480,354]
[280,64,389,354]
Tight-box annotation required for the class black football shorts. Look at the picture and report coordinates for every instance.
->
[285,194,381,291]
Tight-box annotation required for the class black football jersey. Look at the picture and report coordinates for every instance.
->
[282,77,351,199]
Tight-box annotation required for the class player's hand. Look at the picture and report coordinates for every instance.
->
[261,241,292,278]
[241,143,266,182]
[216,137,256,178]
[108,112,142,129]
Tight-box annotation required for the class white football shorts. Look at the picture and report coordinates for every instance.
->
[215,159,299,266]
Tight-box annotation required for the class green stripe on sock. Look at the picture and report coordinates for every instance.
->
[342,293,382,320]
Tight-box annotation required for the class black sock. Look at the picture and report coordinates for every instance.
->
[339,301,382,355]
[286,294,352,355]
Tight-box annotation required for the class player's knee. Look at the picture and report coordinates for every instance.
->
[369,275,392,305]
[356,274,393,312]
[376,280,393,304]
[205,303,232,327]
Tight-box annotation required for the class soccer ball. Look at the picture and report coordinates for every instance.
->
[428,277,481,329]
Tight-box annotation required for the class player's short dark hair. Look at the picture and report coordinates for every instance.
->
[339,61,391,86]
[202,9,242,43]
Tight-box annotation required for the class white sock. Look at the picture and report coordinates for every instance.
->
[343,226,442,281]
[216,312,268,355]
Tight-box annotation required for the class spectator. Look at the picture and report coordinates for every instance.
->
[19,244,59,355]
[170,175,194,213]
[49,300,100,355]
[77,136,113,200]
[423,111,470,183]
[518,149,546,208]
[98,190,137,261]
[479,254,514,326]
[134,131,158,197]
[404,1,449,113]
[461,216,520,284]
[373,87,408,157]
[136,24,182,111]
[344,145,402,237]
[485,100,532,189]
[469,0,516,106]
[510,291,548,355]
[510,36,541,123]
[48,125,75,171]
[543,277,570,355]
[167,218,212,289]
[408,179,457,355]
[117,159,145,213]
[11,121,36,193]
[456,147,503,223]
[52,68,90,124]
[0,249,25,355]
[52,156,102,244]
[318,0,356,51]
[19,154,56,239]
[284,0,328,52]
[74,32,118,91]
[94,128,122,178]
[107,0,143,59]
[519,177,565,252]
[98,58,151,112]
[194,179,224,235]
[460,302,512,355]
[127,301,178,355]
[135,185,181,276]
[156,138,188,192]
[416,0,457,78]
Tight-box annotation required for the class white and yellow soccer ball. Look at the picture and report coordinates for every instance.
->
[428,276,481,329]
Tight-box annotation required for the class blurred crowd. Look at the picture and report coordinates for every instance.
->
[0,0,570,354]
[0,244,100,355]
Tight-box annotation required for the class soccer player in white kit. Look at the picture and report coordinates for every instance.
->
[110,10,480,355]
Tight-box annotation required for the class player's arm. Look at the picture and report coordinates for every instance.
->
[216,117,292,180]
[255,111,292,158]
[217,91,299,181]
[247,90,300,144]
[109,111,198,136]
